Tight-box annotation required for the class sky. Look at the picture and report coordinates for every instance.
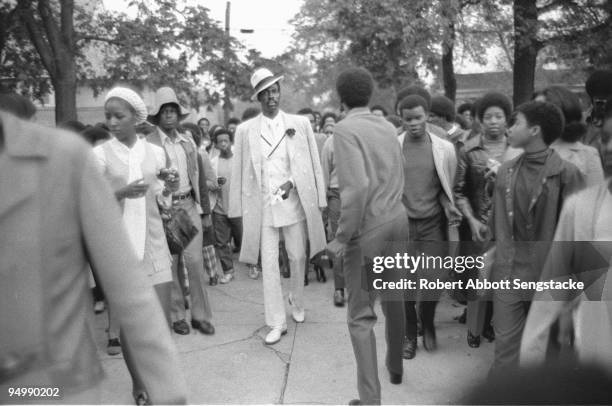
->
[102,0,303,58]
[101,0,499,73]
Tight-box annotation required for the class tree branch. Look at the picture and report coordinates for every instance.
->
[37,0,65,61]
[60,0,74,50]
[18,1,56,78]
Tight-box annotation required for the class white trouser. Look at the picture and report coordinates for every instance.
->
[261,220,307,328]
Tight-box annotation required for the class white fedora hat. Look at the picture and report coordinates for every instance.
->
[250,67,284,101]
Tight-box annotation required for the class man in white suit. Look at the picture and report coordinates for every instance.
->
[229,68,327,345]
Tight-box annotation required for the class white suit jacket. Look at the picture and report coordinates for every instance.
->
[229,111,327,264]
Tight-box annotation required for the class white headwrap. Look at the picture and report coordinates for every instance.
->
[104,87,148,124]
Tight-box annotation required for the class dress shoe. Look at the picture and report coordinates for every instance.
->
[172,319,190,335]
[423,327,437,352]
[482,325,495,342]
[191,320,215,335]
[288,294,305,323]
[389,371,402,385]
[348,399,361,405]
[333,289,345,307]
[265,326,287,345]
[219,272,234,284]
[209,275,218,286]
[467,331,481,348]
[402,337,417,359]
[107,338,122,356]
[248,265,260,280]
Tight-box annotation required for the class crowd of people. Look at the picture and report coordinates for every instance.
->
[1,65,612,405]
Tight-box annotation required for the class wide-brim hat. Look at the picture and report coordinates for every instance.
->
[147,87,190,125]
[250,67,283,101]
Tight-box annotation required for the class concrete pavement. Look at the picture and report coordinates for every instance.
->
[95,260,493,404]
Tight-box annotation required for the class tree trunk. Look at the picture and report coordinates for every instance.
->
[512,0,539,107]
[52,63,77,123]
[441,23,457,102]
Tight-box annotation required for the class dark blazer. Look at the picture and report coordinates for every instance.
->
[0,112,187,403]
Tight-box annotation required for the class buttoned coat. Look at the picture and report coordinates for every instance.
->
[0,112,187,403]
[228,112,327,264]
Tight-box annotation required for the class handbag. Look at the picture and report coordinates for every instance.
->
[162,206,198,255]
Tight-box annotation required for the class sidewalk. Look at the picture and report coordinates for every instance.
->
[95,261,493,404]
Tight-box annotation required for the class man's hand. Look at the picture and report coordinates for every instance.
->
[116,178,149,200]
[469,218,489,242]
[326,238,346,259]
[276,180,293,199]
[445,205,463,226]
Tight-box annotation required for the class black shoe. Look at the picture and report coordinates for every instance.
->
[458,308,467,324]
[467,331,481,348]
[191,319,215,335]
[389,371,402,385]
[209,275,218,286]
[402,337,417,359]
[281,267,290,279]
[482,325,495,342]
[423,326,437,352]
[348,399,361,405]
[173,319,190,335]
[333,289,345,307]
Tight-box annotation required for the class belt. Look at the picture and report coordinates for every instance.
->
[172,190,193,201]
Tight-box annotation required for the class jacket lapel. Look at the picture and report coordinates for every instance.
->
[430,134,453,202]
[282,112,296,160]
[249,115,263,186]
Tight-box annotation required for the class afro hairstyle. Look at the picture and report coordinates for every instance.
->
[336,67,374,109]
[585,70,612,99]
[515,101,565,145]
[397,94,430,115]
[395,85,431,113]
[430,95,456,122]
[477,92,512,122]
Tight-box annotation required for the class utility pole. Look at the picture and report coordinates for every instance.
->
[223,1,231,126]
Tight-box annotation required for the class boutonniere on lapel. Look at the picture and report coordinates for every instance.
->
[266,128,296,159]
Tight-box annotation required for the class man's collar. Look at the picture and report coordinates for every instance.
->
[261,110,284,124]
[345,107,371,118]
[158,127,188,144]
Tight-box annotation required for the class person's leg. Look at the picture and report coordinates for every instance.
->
[154,281,173,328]
[283,221,308,312]
[467,299,488,337]
[170,254,187,323]
[491,291,528,372]
[213,212,233,274]
[181,200,212,323]
[261,224,286,328]
[344,240,381,405]
[229,216,243,253]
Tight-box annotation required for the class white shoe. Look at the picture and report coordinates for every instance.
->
[292,308,305,323]
[219,273,234,284]
[265,326,287,345]
[288,294,305,323]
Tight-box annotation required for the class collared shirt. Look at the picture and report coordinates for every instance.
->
[259,112,305,227]
[158,128,192,194]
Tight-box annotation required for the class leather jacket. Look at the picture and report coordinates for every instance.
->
[453,134,496,224]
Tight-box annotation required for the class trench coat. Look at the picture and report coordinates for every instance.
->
[0,112,187,403]
[228,112,327,264]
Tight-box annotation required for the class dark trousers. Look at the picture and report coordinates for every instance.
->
[404,211,446,339]
[327,188,344,290]
[344,213,408,405]
[212,211,242,273]
[491,290,531,371]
